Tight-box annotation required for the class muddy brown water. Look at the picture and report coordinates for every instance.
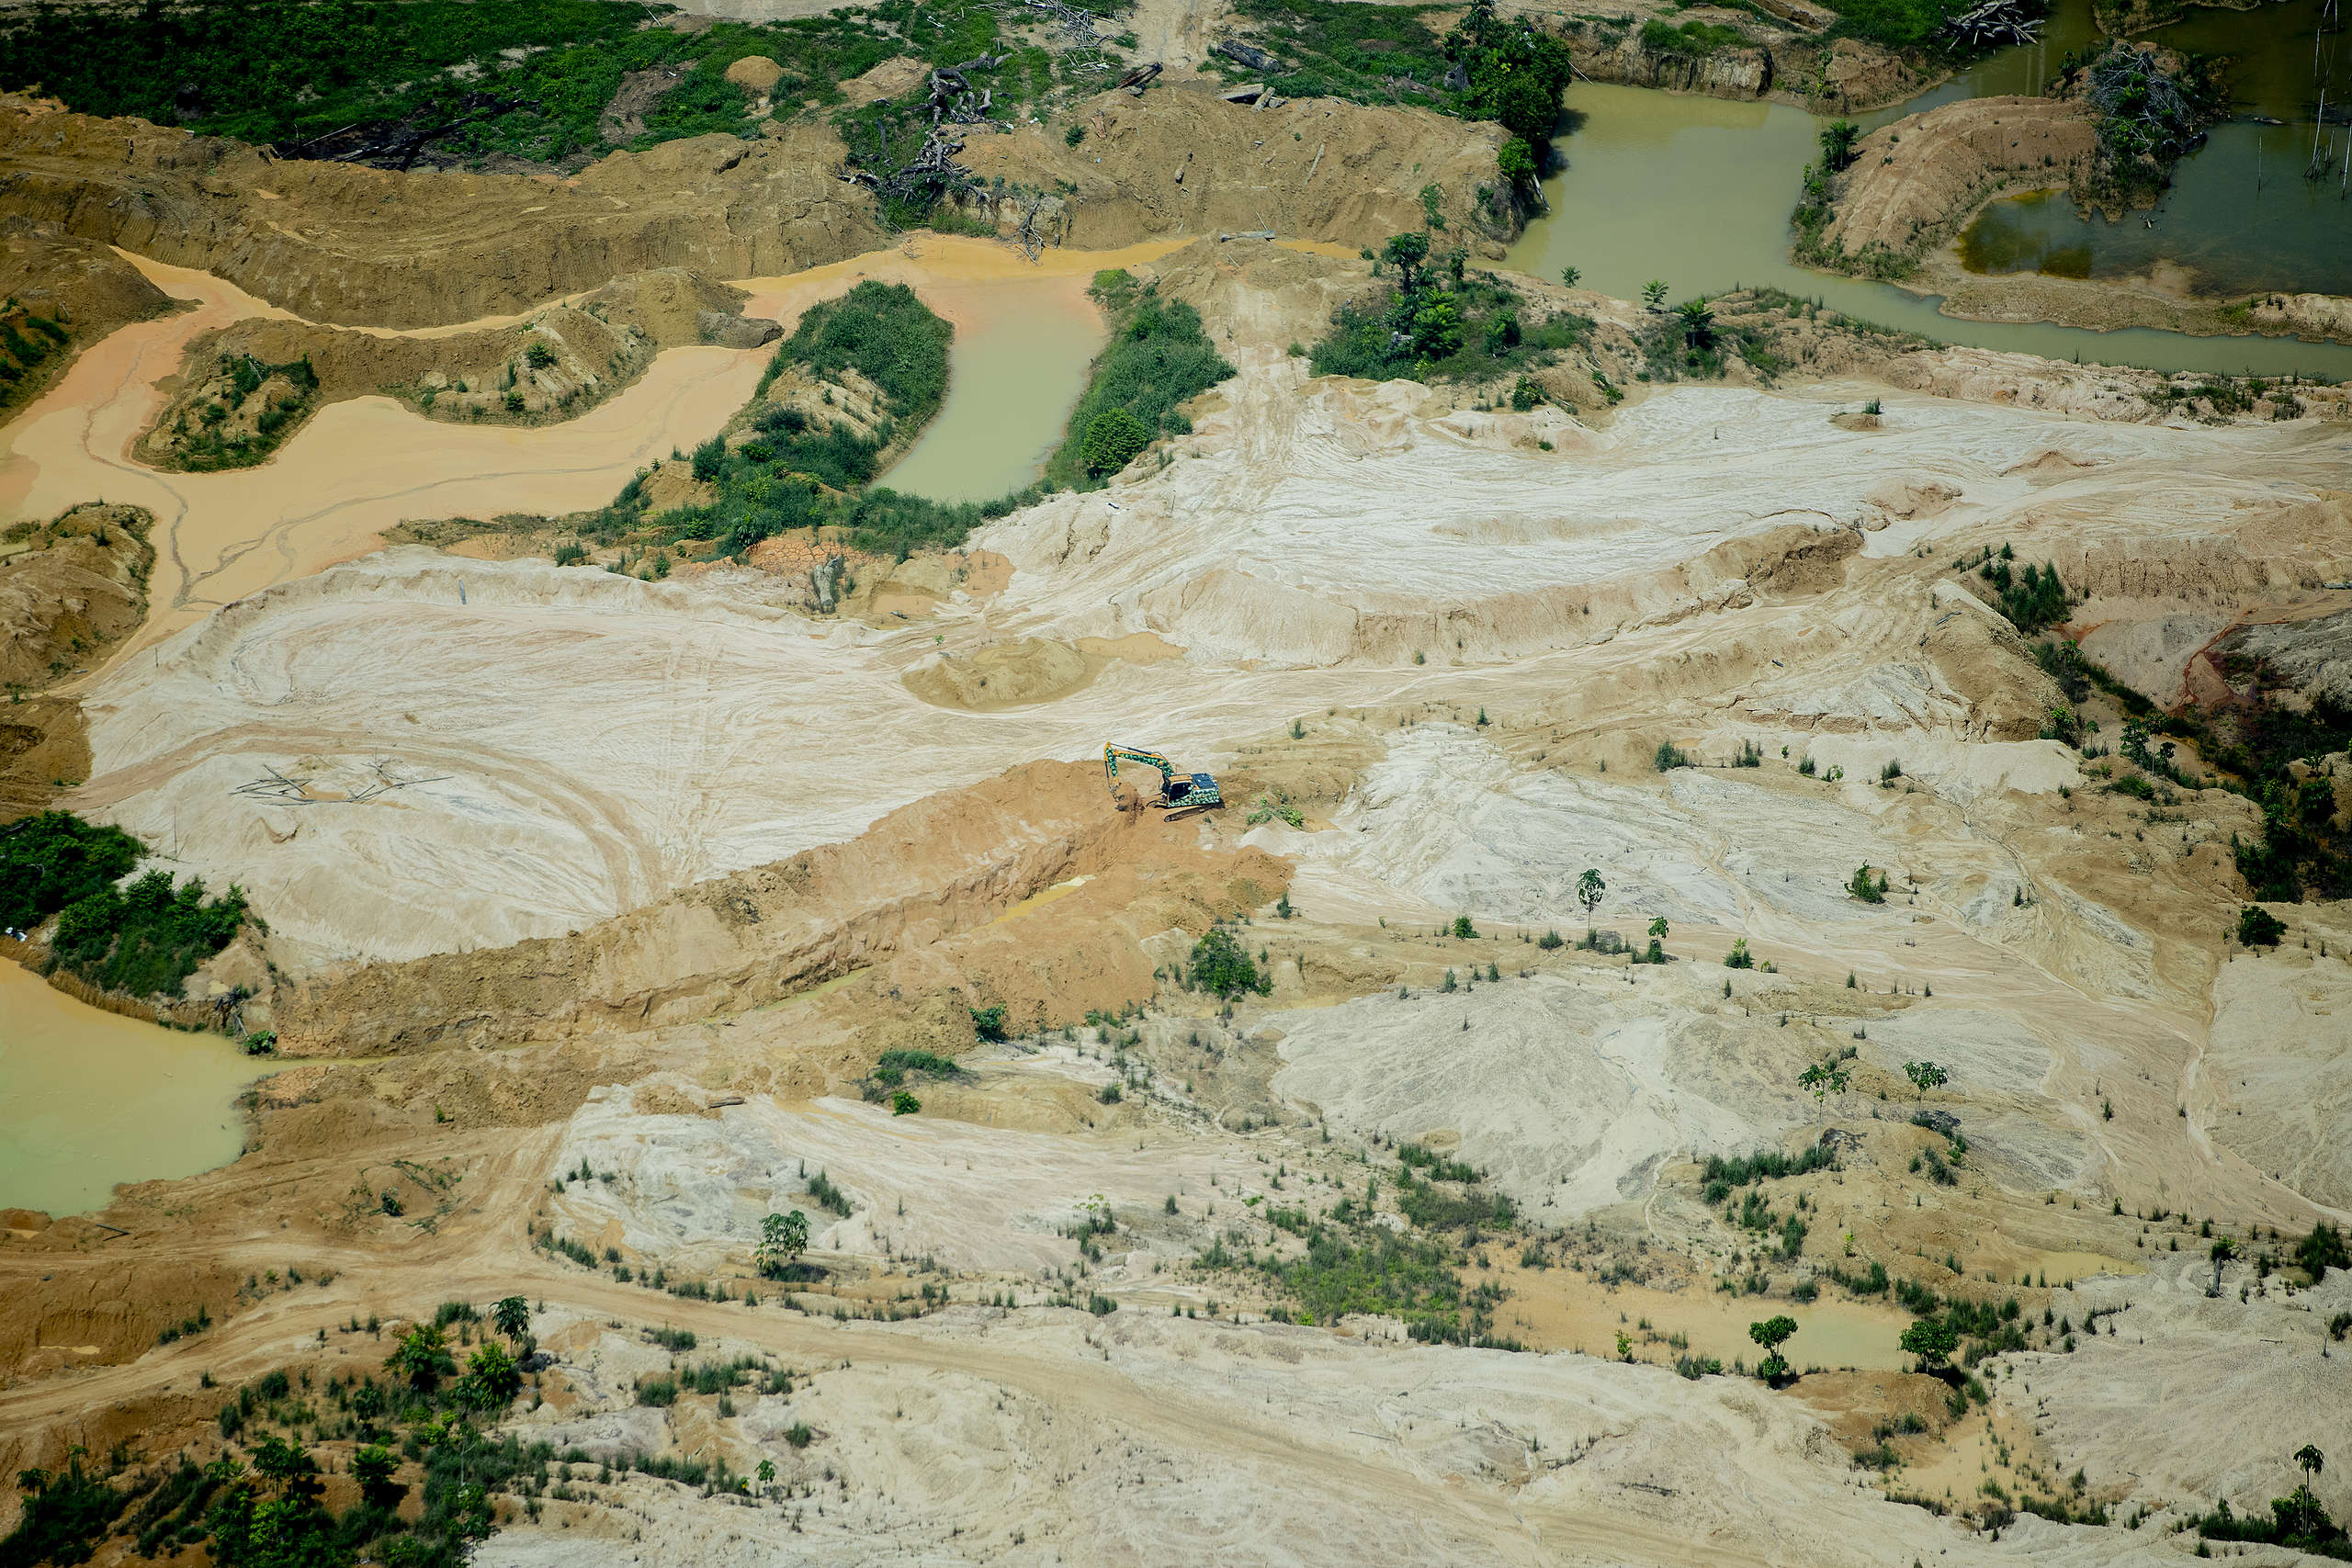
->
[1509,16,2352,377]
[0,962,267,1217]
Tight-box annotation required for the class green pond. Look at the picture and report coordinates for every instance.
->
[1953,0,2352,299]
[1506,4,2352,378]
[0,962,267,1217]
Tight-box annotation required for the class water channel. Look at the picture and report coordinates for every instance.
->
[1507,0,2352,378]
[0,962,267,1217]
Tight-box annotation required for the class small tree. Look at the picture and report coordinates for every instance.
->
[1724,938,1753,969]
[1645,915,1668,964]
[760,1210,811,1276]
[2237,906,2285,946]
[2210,1236,2237,1296]
[1081,408,1151,477]
[2297,1445,2325,1480]
[385,1323,456,1393]
[1642,278,1669,310]
[1900,1316,1959,1371]
[1799,1059,1849,1128]
[2297,1222,2350,1280]
[350,1445,402,1508]
[757,1458,777,1491]
[1818,118,1860,171]
[1559,265,1581,288]
[492,1295,531,1344]
[1674,299,1715,351]
[1749,1314,1798,1381]
[458,1342,522,1412]
[1384,231,1431,292]
[1848,864,1888,903]
[1577,868,1605,917]
[1902,1061,1946,1101]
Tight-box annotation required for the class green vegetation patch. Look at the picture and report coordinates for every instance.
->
[1814,0,1964,49]
[1309,234,1587,386]
[164,352,321,472]
[1,810,250,998]
[1640,17,1748,56]
[0,0,1044,169]
[1045,273,1236,491]
[0,300,69,416]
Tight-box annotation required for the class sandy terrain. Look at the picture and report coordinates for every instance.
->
[6,90,2352,1568]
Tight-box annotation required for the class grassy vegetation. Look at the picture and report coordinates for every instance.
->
[164,352,321,472]
[0,0,1111,170]
[1640,17,1749,56]
[0,299,69,416]
[1310,238,1588,388]
[1210,0,1575,191]
[1044,273,1235,491]
[1813,0,1965,49]
[2024,585,2352,902]
[1,811,249,997]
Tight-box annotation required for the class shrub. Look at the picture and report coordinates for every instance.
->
[1724,938,1754,969]
[1189,927,1271,998]
[1654,741,1691,772]
[2236,906,2285,947]
[970,1004,1009,1042]
[1847,864,1888,903]
[1046,291,1234,491]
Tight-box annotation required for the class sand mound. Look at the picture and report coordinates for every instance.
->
[902,637,1100,709]
[1815,96,2097,272]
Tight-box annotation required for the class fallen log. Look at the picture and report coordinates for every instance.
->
[1216,38,1284,74]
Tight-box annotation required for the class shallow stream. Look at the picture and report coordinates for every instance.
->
[0,962,266,1217]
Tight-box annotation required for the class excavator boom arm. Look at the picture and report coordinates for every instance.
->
[1104,743,1177,795]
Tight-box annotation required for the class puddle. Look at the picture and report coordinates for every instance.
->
[993,874,1093,924]
[0,961,268,1217]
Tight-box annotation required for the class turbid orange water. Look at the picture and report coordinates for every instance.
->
[0,962,267,1217]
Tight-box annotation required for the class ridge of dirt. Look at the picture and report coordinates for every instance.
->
[0,99,885,328]
[132,268,763,469]
[269,758,1269,1056]
[0,215,176,419]
[1813,96,2098,276]
[0,502,153,820]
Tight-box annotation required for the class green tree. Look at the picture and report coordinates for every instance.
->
[1799,1059,1850,1126]
[350,1444,402,1508]
[1383,231,1431,292]
[1899,1316,1959,1370]
[385,1323,456,1393]
[1724,938,1753,969]
[2237,905,2285,946]
[458,1341,522,1411]
[2296,1222,2349,1280]
[1080,407,1151,477]
[1576,868,1604,917]
[970,1003,1009,1042]
[1818,118,1860,171]
[760,1209,811,1275]
[492,1295,530,1343]
[1190,927,1270,998]
[1409,291,1464,357]
[1748,1314,1798,1380]
[1496,134,1536,188]
[1902,1060,1946,1100]
[2298,1445,2326,1480]
[1674,298,1715,350]
[1452,915,1478,940]
[1848,863,1888,903]
[1559,265,1581,288]
[1642,279,1668,310]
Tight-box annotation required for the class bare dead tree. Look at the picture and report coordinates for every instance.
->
[1943,0,2041,46]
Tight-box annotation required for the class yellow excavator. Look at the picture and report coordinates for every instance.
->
[1104,743,1224,822]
